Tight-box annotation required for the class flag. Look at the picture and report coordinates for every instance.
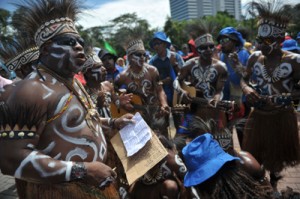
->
[104,41,117,55]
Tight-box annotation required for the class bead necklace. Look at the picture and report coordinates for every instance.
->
[129,65,148,80]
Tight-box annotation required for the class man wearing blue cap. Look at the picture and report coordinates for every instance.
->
[149,31,184,106]
[217,27,250,124]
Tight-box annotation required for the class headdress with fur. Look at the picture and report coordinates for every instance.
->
[82,46,102,73]
[126,39,145,56]
[247,0,290,38]
[190,20,219,48]
[13,0,82,48]
[0,35,39,72]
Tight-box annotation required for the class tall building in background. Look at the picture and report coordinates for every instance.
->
[170,0,241,21]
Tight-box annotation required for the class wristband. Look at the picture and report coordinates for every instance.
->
[70,162,87,181]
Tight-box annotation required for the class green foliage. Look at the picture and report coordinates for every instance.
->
[0,8,14,43]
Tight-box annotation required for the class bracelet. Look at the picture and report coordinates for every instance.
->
[109,118,117,129]
[70,162,87,181]
[112,118,118,130]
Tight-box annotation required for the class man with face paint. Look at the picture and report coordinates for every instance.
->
[114,39,170,137]
[0,0,133,198]
[238,0,300,191]
[173,20,228,130]
[83,49,134,199]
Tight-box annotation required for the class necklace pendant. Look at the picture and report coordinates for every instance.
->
[86,109,101,136]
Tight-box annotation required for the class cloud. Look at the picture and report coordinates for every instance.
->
[78,0,170,30]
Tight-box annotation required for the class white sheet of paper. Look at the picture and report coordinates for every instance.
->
[119,112,152,156]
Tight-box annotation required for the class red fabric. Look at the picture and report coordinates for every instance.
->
[74,72,86,86]
[188,39,199,58]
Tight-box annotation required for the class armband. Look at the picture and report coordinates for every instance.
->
[0,130,36,140]
[70,162,87,181]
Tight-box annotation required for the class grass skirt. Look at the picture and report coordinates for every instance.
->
[242,107,299,172]
[20,181,120,199]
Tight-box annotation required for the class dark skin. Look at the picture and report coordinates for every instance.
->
[0,33,122,187]
[238,37,300,107]
[84,61,134,127]
[114,50,170,115]
[176,42,227,107]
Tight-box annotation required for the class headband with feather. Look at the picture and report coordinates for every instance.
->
[12,0,83,47]
[247,0,290,38]
[190,19,219,48]
[0,35,39,72]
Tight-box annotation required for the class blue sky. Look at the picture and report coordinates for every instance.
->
[0,0,298,30]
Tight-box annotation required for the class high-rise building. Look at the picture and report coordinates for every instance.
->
[170,0,241,21]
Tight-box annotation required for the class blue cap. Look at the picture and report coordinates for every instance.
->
[282,39,300,51]
[183,133,240,187]
[217,27,245,49]
[297,32,300,40]
[149,31,171,49]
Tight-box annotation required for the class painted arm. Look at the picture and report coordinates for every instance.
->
[0,82,116,187]
[240,54,261,103]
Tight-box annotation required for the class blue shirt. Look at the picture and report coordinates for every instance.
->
[220,49,250,101]
[106,64,124,83]
[149,49,184,106]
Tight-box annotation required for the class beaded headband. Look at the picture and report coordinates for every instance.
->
[127,39,145,55]
[213,133,232,151]
[6,47,39,72]
[195,34,214,48]
[258,19,286,38]
[34,17,79,47]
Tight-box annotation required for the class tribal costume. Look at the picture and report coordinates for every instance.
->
[241,0,300,184]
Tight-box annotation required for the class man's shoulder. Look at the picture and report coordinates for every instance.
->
[249,51,262,61]
[213,58,227,71]
[145,63,157,71]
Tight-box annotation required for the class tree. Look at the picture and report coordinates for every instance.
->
[0,8,14,44]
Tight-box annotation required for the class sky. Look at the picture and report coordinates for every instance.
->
[0,0,299,30]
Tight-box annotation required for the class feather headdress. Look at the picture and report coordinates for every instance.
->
[12,0,83,47]
[247,0,290,38]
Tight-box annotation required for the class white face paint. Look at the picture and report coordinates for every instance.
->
[131,54,144,67]
[47,34,86,77]
[91,68,102,82]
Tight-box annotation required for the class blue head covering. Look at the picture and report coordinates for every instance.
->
[149,31,171,49]
[217,27,245,49]
[282,39,300,51]
[183,133,240,187]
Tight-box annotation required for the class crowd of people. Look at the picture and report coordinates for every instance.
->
[0,0,299,198]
